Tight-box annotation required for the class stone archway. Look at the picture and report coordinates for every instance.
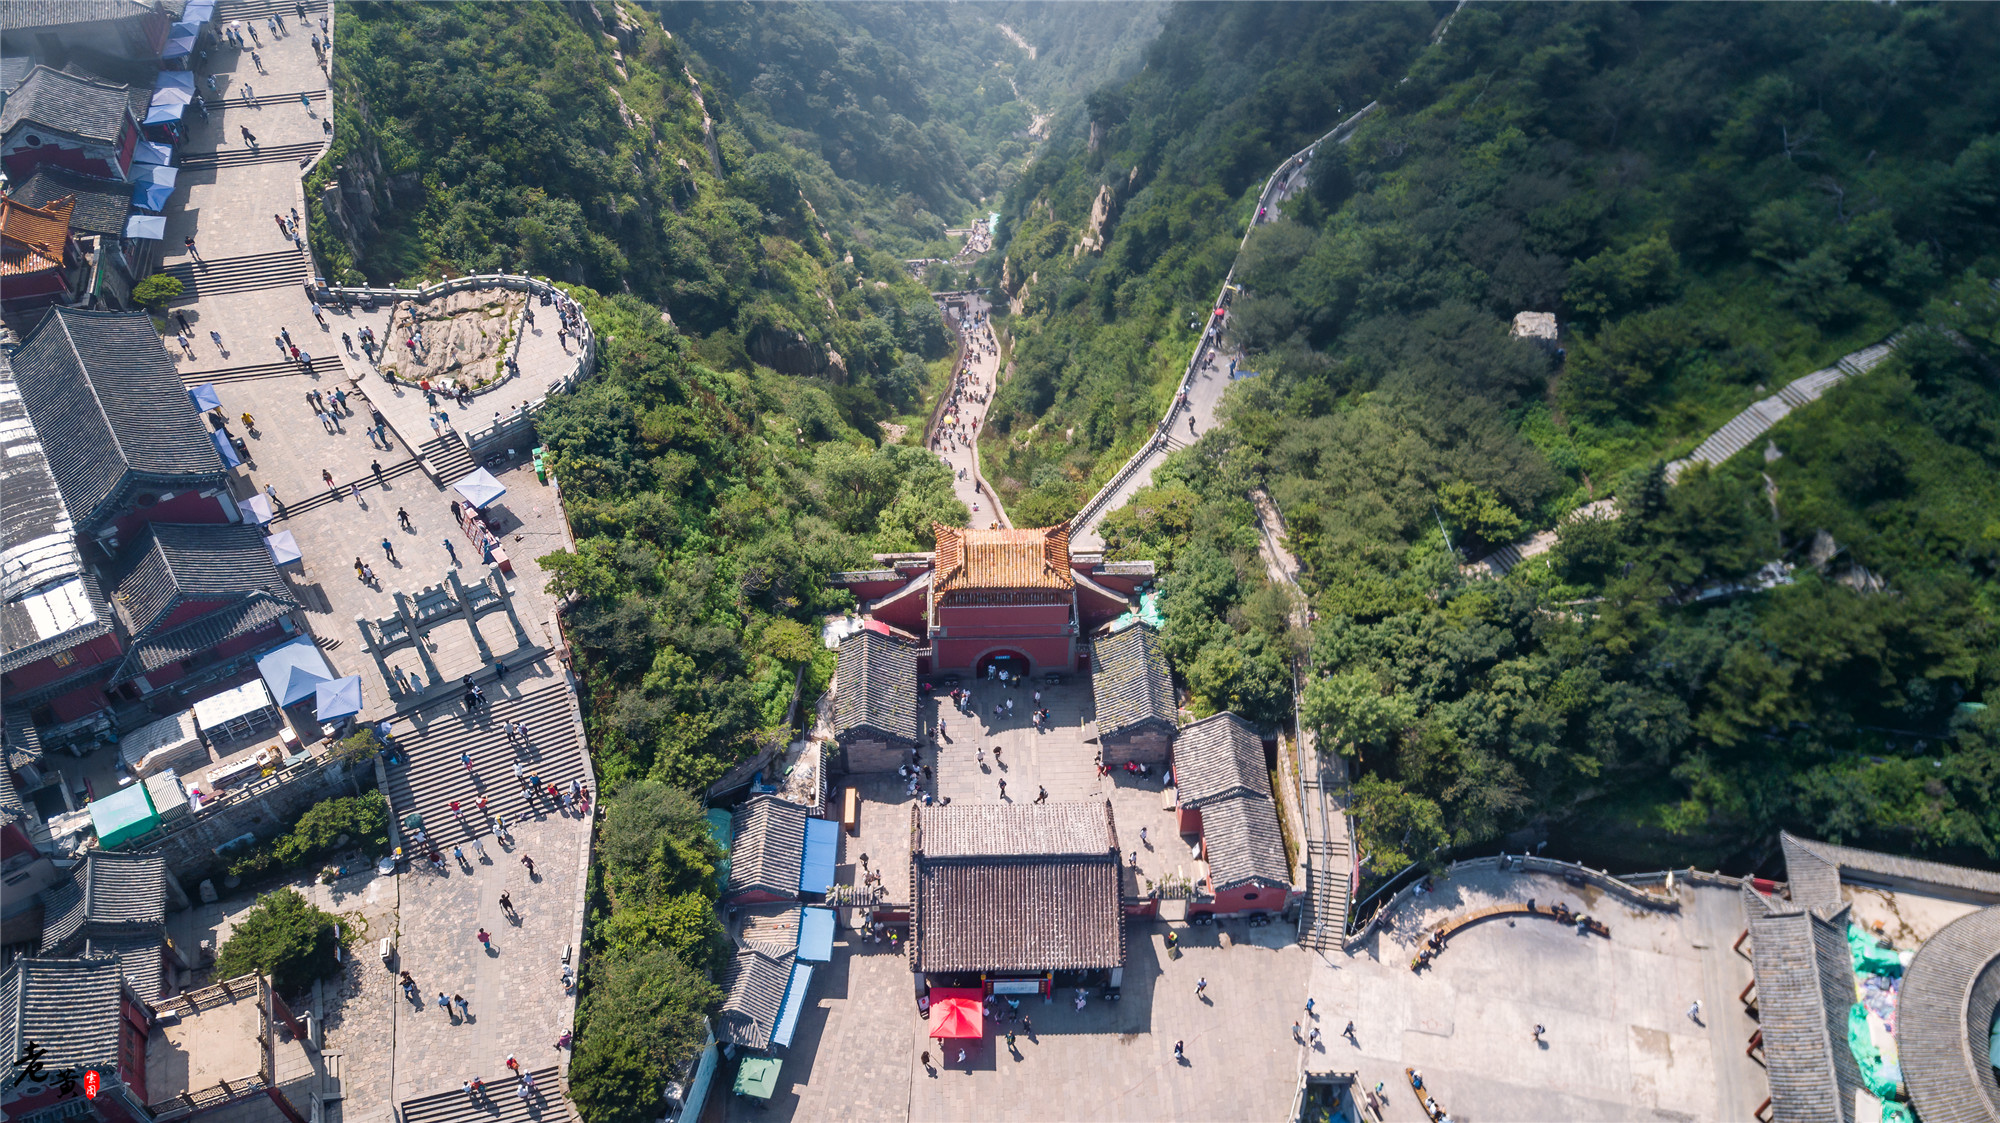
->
[975,649,1031,680]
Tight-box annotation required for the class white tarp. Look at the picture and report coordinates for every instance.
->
[191,680,276,731]
[118,711,204,778]
[452,467,507,509]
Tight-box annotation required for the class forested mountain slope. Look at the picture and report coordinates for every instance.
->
[999,2,2000,878]
[654,0,1161,262]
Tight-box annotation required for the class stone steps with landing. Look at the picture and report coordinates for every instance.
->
[418,433,479,484]
[385,682,589,849]
[165,248,310,300]
[397,1068,570,1123]
[269,455,426,521]
[181,356,337,385]
[218,0,329,17]
[180,140,324,170]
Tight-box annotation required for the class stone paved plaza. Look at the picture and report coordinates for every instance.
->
[132,10,596,1119]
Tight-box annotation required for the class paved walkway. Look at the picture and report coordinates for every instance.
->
[1305,868,1767,1122]
[930,303,1008,528]
[150,7,593,1118]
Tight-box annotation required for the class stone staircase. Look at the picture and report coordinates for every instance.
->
[182,356,338,385]
[164,248,310,300]
[216,0,327,20]
[384,681,590,848]
[1666,337,1899,482]
[417,433,480,484]
[240,88,332,110]
[397,1067,571,1123]
[268,455,425,521]
[180,141,324,171]
[1300,836,1353,952]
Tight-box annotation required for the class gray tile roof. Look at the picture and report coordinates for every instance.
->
[1172,712,1269,809]
[115,595,291,683]
[1199,793,1289,892]
[1779,832,1846,916]
[5,0,160,32]
[1091,624,1176,741]
[8,165,134,236]
[911,801,1124,975]
[2,709,42,772]
[735,903,803,958]
[79,929,167,1003]
[12,309,227,531]
[0,956,132,1077]
[831,630,920,746]
[717,947,793,1051]
[108,522,294,639]
[914,801,1118,860]
[1898,905,2000,1123]
[0,345,105,669]
[1746,894,1861,1123]
[1782,831,2000,905]
[0,57,33,97]
[0,65,131,144]
[725,795,807,900]
[40,848,168,953]
[0,758,22,816]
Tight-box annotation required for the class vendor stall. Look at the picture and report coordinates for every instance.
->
[191,680,280,744]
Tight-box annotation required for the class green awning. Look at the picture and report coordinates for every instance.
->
[734,1057,781,1099]
[91,782,161,849]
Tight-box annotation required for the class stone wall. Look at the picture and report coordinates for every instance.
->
[1103,727,1173,766]
[127,757,371,884]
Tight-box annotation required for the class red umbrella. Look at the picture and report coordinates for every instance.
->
[928,988,984,1039]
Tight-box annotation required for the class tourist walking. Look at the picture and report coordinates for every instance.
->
[381,537,396,561]
[499,891,514,916]
[1196,977,1208,998]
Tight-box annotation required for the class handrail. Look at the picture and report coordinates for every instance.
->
[1342,852,1684,951]
[1070,103,1380,536]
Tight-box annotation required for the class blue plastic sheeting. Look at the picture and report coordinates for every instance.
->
[798,907,835,962]
[188,383,221,412]
[132,180,174,211]
[211,429,240,468]
[125,214,166,240]
[257,635,333,705]
[677,1039,719,1123]
[133,140,174,166]
[799,817,838,895]
[183,1,215,22]
[771,962,814,1049]
[314,675,364,720]
[155,70,195,96]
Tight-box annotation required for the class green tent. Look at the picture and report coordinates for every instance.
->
[734,1057,781,1099]
[90,782,161,849]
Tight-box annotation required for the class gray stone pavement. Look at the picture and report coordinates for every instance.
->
[1310,869,1767,1122]
[143,18,593,1121]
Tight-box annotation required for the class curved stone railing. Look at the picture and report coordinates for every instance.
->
[312,273,598,452]
[1069,102,1380,538]
[1342,852,1682,951]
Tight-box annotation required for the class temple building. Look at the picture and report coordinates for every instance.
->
[829,522,1155,678]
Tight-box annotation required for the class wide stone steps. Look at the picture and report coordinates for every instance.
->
[398,1067,571,1123]
[385,682,589,849]
[164,249,309,300]
[269,456,426,521]
[1301,837,1351,951]
[418,433,479,484]
[180,141,323,170]
[216,0,328,21]
[240,88,331,110]
[182,356,337,385]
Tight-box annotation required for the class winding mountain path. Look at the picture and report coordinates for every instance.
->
[1067,103,1379,550]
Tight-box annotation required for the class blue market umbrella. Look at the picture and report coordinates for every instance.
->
[189,383,222,412]
[314,676,364,720]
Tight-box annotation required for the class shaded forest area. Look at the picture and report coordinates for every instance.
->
[1000,2,2000,880]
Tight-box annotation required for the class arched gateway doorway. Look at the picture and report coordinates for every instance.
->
[975,650,1031,680]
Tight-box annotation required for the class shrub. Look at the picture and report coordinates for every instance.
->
[131,273,184,311]
[213,888,343,993]
[271,791,388,866]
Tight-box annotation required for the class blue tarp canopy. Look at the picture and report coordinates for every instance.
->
[798,907,835,962]
[771,962,813,1049]
[132,180,173,210]
[799,817,838,895]
[124,214,166,240]
[188,383,221,411]
[211,429,240,468]
[183,1,215,22]
[162,33,196,59]
[144,99,185,125]
[241,493,275,525]
[154,71,196,96]
[314,675,364,720]
[133,140,174,166]
[257,635,333,706]
[452,467,506,509]
[264,530,301,568]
